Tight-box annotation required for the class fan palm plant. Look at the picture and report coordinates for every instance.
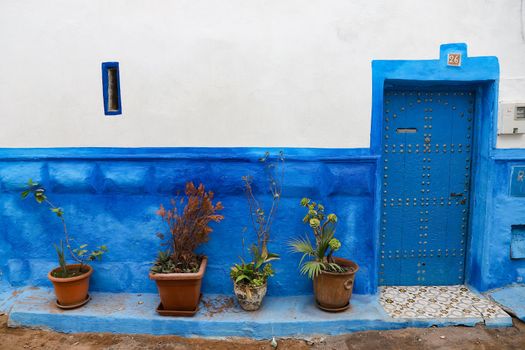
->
[289,198,343,279]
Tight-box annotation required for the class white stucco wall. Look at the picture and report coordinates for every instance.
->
[1,0,524,148]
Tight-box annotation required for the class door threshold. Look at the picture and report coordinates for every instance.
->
[380,285,509,324]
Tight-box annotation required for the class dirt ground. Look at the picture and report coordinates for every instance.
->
[1,314,525,350]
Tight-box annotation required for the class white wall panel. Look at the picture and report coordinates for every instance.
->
[0,0,524,147]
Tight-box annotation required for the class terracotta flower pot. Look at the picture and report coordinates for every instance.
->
[48,264,92,307]
[149,256,207,312]
[233,281,267,311]
[313,257,359,311]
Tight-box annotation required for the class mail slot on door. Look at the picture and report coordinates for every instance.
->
[396,128,417,134]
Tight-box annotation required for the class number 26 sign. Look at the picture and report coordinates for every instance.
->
[447,53,462,67]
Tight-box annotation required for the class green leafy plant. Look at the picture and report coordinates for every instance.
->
[150,251,178,274]
[230,151,284,288]
[230,256,274,288]
[289,198,344,279]
[22,179,108,278]
[151,182,224,274]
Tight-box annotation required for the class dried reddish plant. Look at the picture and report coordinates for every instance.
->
[155,182,224,272]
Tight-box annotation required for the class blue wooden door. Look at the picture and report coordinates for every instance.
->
[379,88,475,285]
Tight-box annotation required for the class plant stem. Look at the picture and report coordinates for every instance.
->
[327,248,335,264]
[45,199,82,266]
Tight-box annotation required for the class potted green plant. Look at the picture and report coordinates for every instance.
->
[290,198,358,312]
[21,179,107,309]
[230,151,284,311]
[150,182,223,316]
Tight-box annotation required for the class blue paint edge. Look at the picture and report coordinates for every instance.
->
[101,62,122,116]
[491,148,525,161]
[0,147,376,162]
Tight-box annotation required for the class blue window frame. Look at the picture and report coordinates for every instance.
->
[101,62,122,115]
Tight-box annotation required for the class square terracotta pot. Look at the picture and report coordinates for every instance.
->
[149,257,207,311]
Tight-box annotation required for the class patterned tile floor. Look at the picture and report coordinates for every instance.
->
[380,285,509,319]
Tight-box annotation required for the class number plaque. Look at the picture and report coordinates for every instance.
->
[447,53,461,67]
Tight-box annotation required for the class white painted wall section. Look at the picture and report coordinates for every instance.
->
[0,0,524,148]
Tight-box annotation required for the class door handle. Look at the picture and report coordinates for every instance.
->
[450,192,464,197]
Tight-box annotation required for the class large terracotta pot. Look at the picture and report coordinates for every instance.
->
[233,281,267,311]
[313,257,359,311]
[48,264,92,307]
[149,257,207,311]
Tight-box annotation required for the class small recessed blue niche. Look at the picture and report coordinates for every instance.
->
[510,166,525,196]
[511,225,525,259]
[101,62,122,115]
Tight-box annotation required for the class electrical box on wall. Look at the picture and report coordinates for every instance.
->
[498,102,525,134]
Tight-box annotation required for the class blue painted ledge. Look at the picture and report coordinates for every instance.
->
[491,149,525,161]
[6,287,510,338]
[486,284,525,322]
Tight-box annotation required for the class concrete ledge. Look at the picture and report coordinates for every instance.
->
[487,284,525,322]
[5,287,511,339]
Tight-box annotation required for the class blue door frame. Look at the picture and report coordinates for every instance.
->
[371,43,500,291]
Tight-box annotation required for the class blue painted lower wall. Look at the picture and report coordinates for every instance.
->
[0,148,378,296]
[475,151,525,290]
[1,147,525,297]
